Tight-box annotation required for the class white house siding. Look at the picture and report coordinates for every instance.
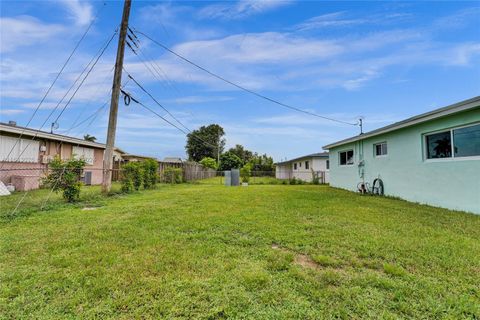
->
[275,156,330,183]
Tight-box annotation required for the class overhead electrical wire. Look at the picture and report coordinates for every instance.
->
[132,29,359,127]
[119,86,219,150]
[0,3,106,168]
[1,29,117,172]
[7,31,117,216]
[123,69,191,133]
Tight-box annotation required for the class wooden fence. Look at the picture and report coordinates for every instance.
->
[157,161,216,182]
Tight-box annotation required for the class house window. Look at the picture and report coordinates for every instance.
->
[453,124,480,157]
[426,131,451,159]
[305,161,309,169]
[339,150,354,166]
[425,123,480,160]
[293,163,297,170]
[374,142,388,157]
[73,146,95,165]
[326,160,330,170]
[0,135,39,163]
[299,162,302,168]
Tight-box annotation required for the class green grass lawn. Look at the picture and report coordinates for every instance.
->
[1,184,479,319]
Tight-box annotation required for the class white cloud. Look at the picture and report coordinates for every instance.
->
[0,16,64,53]
[167,96,234,105]
[0,109,25,116]
[198,0,292,20]
[59,0,94,26]
[295,11,367,31]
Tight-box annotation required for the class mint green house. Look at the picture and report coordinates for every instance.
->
[323,96,480,214]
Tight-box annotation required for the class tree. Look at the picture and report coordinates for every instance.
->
[43,156,86,202]
[228,144,253,164]
[248,153,274,172]
[84,134,97,142]
[186,124,225,162]
[199,157,217,170]
[218,152,243,171]
[240,163,251,183]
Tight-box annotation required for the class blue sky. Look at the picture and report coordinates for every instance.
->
[1,0,479,161]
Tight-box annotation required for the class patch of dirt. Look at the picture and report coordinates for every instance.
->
[294,254,320,270]
[82,207,98,211]
[271,243,321,270]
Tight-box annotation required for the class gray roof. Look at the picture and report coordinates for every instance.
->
[275,152,329,165]
[1,122,106,149]
[323,96,480,150]
[162,157,183,163]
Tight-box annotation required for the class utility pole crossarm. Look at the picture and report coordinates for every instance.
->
[102,0,132,193]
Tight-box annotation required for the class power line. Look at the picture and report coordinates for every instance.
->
[53,31,117,125]
[132,29,358,126]
[0,5,105,168]
[123,70,191,133]
[1,30,117,170]
[120,88,219,150]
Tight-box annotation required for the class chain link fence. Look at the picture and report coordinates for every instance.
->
[0,166,327,193]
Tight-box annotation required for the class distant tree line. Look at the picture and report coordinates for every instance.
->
[185,124,274,172]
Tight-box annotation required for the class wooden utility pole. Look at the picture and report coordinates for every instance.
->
[102,0,132,193]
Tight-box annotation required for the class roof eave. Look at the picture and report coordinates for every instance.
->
[323,96,480,150]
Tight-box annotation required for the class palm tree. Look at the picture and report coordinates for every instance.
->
[83,134,97,142]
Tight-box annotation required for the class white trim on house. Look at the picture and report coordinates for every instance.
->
[0,123,106,149]
[323,96,480,150]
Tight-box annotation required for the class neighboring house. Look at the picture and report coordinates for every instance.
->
[0,122,106,190]
[323,96,480,214]
[275,152,330,183]
[163,157,183,163]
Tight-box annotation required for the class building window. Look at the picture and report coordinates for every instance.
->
[339,150,354,166]
[374,142,388,157]
[453,124,480,157]
[425,123,480,160]
[0,135,39,163]
[305,161,309,169]
[293,163,297,170]
[326,160,330,170]
[299,162,302,168]
[73,146,95,165]
[426,131,451,159]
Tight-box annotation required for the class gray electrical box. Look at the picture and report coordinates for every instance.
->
[231,169,240,186]
[84,171,92,186]
[224,171,231,186]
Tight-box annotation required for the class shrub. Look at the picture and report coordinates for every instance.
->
[43,156,85,202]
[218,152,243,171]
[121,162,143,192]
[240,164,251,183]
[199,157,217,170]
[163,167,183,184]
[142,159,158,189]
[289,177,297,185]
[311,170,320,185]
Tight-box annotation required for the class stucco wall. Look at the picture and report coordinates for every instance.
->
[275,157,329,182]
[327,108,480,214]
[0,136,106,189]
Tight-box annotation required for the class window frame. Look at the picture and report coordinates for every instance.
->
[305,160,309,170]
[423,122,480,162]
[293,162,297,170]
[338,149,354,166]
[374,141,388,157]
